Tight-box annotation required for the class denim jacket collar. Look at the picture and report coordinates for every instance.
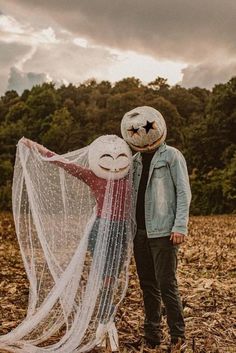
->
[133,142,167,164]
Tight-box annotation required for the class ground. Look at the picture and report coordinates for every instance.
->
[0,213,235,353]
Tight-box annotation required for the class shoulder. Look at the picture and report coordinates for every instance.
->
[132,152,141,168]
[165,144,181,155]
[133,152,140,161]
[164,145,186,164]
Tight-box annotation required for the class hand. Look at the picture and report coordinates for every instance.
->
[170,232,185,245]
[20,137,48,155]
[20,137,34,148]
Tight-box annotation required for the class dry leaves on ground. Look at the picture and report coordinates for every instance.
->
[0,213,235,353]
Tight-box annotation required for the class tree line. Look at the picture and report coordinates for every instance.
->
[0,76,235,214]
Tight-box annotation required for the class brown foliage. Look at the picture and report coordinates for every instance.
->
[0,213,235,353]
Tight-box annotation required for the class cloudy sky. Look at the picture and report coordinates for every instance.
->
[0,0,235,94]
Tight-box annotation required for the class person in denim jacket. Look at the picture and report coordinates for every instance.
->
[121,106,191,352]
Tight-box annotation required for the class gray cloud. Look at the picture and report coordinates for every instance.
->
[0,12,116,94]
[181,62,236,89]
[22,42,115,84]
[2,0,236,63]
[7,67,48,93]
[1,0,236,89]
[0,41,30,69]
[3,41,115,94]
[0,41,33,94]
[0,74,8,96]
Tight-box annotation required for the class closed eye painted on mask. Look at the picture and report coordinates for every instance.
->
[88,135,132,179]
[121,106,167,152]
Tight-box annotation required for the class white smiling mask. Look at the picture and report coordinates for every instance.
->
[88,135,132,180]
[121,106,167,152]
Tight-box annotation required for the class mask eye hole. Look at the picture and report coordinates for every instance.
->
[143,120,155,133]
[128,126,139,137]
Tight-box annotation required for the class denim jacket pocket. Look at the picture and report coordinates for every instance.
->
[153,160,167,178]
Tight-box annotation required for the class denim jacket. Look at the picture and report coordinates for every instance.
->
[133,143,191,238]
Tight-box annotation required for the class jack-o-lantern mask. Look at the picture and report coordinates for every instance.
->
[121,106,167,152]
[88,135,132,180]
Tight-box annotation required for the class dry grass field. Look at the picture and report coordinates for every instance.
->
[0,213,235,353]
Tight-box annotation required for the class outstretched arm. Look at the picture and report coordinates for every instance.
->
[20,138,93,183]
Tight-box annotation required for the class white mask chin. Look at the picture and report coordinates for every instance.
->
[88,135,132,180]
[121,106,167,152]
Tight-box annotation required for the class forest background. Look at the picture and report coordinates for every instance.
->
[0,76,235,215]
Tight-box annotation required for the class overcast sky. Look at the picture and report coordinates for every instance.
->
[0,0,235,94]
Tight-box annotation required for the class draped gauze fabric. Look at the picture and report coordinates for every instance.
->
[0,140,134,353]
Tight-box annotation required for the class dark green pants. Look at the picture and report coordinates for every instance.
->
[134,229,185,343]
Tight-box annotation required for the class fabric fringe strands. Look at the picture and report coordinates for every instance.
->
[0,135,135,353]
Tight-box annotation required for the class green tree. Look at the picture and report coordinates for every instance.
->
[146,96,183,148]
[41,107,81,153]
[113,77,142,94]
[148,77,170,95]
[168,85,205,123]
[0,76,235,215]
[5,101,30,123]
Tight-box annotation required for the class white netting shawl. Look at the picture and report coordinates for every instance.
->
[0,137,135,353]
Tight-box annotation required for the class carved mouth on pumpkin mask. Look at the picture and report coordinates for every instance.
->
[129,131,165,150]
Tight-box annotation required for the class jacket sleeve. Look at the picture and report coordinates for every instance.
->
[169,150,192,235]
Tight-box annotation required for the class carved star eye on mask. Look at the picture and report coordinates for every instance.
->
[121,106,167,152]
[88,135,132,179]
